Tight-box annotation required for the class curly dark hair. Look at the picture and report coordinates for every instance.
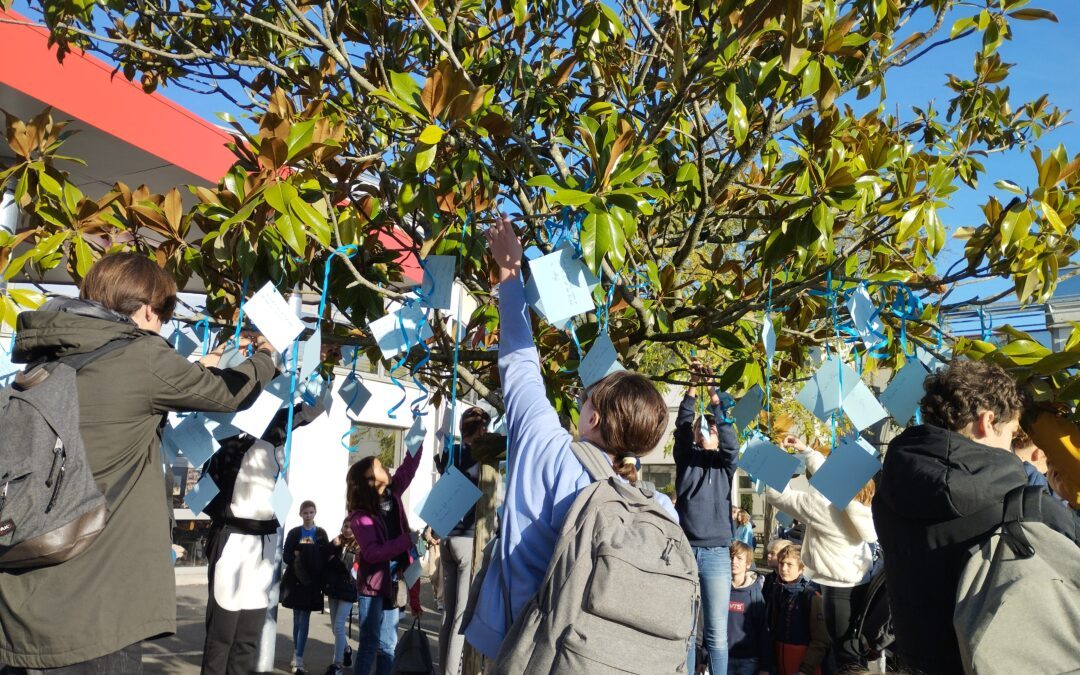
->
[920,359,1024,432]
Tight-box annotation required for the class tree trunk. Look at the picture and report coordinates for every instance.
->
[461,462,501,675]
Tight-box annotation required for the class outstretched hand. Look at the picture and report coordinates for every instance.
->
[484,215,523,283]
[782,434,812,454]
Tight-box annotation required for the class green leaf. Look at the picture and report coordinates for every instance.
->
[580,210,626,272]
[526,175,561,190]
[811,201,834,237]
[896,204,924,241]
[72,236,94,277]
[289,196,331,246]
[418,124,445,145]
[1009,8,1058,22]
[1041,202,1066,234]
[725,83,748,146]
[998,339,1052,366]
[7,287,45,308]
[416,144,437,173]
[286,120,317,161]
[513,0,527,26]
[275,213,306,256]
[37,171,62,198]
[801,60,821,99]
[265,181,299,215]
[550,189,593,206]
[994,179,1024,194]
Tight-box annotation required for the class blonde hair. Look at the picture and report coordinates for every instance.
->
[853,479,876,506]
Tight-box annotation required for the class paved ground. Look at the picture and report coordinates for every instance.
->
[144,570,443,674]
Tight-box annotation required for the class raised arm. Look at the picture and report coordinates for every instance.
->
[149,336,278,414]
[487,218,573,461]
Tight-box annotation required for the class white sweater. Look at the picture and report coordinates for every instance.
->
[765,450,878,588]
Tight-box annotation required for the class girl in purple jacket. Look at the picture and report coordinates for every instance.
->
[347,446,423,675]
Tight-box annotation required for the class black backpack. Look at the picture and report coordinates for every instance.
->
[0,338,133,568]
[850,557,894,659]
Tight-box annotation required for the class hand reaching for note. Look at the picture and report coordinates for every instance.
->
[484,215,523,284]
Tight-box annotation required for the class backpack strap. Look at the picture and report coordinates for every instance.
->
[54,336,138,371]
[570,440,616,483]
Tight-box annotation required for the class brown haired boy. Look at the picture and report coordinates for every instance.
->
[766,545,829,675]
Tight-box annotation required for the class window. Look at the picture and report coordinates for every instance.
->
[348,424,403,468]
[642,465,676,491]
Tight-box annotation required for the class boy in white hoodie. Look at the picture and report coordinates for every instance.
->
[765,436,878,672]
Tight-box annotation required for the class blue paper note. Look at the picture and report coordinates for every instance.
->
[419,466,483,538]
[403,559,422,588]
[420,255,455,310]
[916,345,948,373]
[369,303,434,360]
[244,281,306,353]
[184,474,220,515]
[732,384,765,431]
[300,374,329,409]
[796,356,861,421]
[880,360,929,426]
[843,381,888,431]
[524,274,570,330]
[762,315,776,365]
[270,477,293,526]
[405,415,426,456]
[337,374,373,417]
[298,327,322,382]
[229,376,291,438]
[578,333,624,389]
[203,413,243,441]
[524,246,544,261]
[555,243,601,290]
[168,414,218,468]
[809,435,882,510]
[698,415,712,444]
[528,246,595,327]
[170,328,199,358]
[739,436,801,492]
[217,345,248,369]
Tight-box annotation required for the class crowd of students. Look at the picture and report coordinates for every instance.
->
[2,221,1079,675]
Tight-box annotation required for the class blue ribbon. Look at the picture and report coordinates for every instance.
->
[194,318,211,355]
[977,306,992,341]
[443,216,471,465]
[281,334,301,477]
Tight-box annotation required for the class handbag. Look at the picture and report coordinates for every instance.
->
[387,577,408,610]
[392,617,435,674]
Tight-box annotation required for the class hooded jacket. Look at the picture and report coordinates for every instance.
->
[673,392,738,547]
[728,570,773,667]
[765,450,877,587]
[872,425,1029,675]
[0,299,276,668]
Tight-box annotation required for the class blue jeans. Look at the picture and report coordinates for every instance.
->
[292,609,310,659]
[355,594,400,675]
[728,656,759,675]
[688,545,731,674]
[329,597,354,665]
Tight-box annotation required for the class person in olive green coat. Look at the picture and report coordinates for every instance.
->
[0,253,278,672]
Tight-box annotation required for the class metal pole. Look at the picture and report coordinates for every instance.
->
[255,528,284,673]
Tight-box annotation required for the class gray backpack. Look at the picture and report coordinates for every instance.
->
[490,441,700,674]
[927,486,1080,675]
[0,338,132,568]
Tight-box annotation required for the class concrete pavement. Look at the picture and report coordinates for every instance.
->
[145,569,444,674]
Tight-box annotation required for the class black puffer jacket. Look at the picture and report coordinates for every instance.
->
[872,425,1027,675]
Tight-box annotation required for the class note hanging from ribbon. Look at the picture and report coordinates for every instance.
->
[528,246,595,327]
[228,376,291,438]
[809,435,882,510]
[795,356,861,421]
[732,384,765,431]
[337,375,373,417]
[184,474,220,515]
[402,559,423,589]
[419,466,483,538]
[405,416,426,456]
[203,414,243,441]
[270,477,293,526]
[217,345,248,370]
[843,381,888,431]
[167,414,218,468]
[524,274,570,330]
[244,282,306,353]
[170,327,199,359]
[762,315,776,365]
[420,255,456,310]
[369,303,434,360]
[739,435,801,492]
[298,327,322,382]
[698,415,712,443]
[880,360,930,426]
[578,333,625,389]
[846,284,887,352]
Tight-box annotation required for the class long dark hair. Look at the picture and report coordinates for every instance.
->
[346,457,381,516]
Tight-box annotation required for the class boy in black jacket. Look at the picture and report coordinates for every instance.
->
[728,541,772,675]
[674,363,739,674]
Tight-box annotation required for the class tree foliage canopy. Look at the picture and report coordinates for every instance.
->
[2,0,1079,415]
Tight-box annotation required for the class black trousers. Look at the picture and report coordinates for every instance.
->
[820,582,870,673]
[200,526,268,675]
[0,643,142,674]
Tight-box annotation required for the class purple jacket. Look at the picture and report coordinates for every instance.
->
[348,445,422,598]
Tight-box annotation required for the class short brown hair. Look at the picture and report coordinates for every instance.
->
[584,370,668,458]
[777,544,803,566]
[920,360,1024,432]
[736,509,751,526]
[730,540,753,561]
[1012,427,1034,451]
[80,252,177,321]
[298,500,316,512]
[460,406,491,439]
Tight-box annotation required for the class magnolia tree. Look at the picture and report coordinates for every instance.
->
[1,0,1078,417]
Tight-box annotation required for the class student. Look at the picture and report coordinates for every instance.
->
[281,501,329,675]
[767,545,830,675]
[727,541,773,675]
[1012,427,1055,494]
[767,436,877,672]
[436,406,490,675]
[0,252,277,671]
[347,449,423,675]
[734,510,755,548]
[1024,404,1080,509]
[873,359,1077,674]
[463,217,671,659]
[673,364,740,674]
[324,519,359,675]
[761,538,791,603]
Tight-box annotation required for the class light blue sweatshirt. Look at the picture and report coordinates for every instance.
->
[463,275,676,658]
